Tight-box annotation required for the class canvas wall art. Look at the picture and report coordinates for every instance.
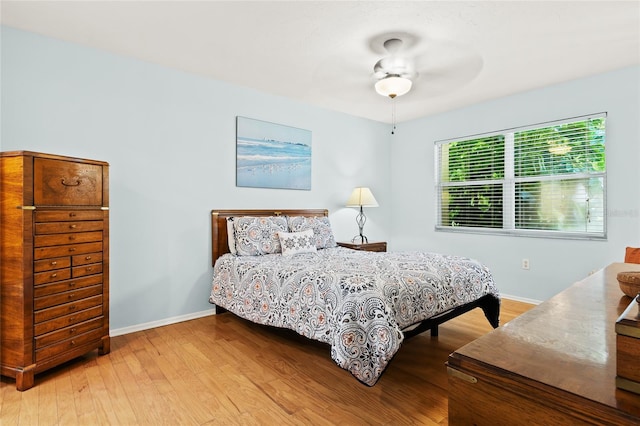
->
[236,116,312,190]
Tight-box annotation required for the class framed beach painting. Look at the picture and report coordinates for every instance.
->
[236,116,312,190]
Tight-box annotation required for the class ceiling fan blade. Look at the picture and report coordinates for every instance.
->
[310,54,384,102]
[409,41,483,96]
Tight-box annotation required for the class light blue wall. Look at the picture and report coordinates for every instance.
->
[1,26,391,330]
[390,66,640,302]
[3,26,639,329]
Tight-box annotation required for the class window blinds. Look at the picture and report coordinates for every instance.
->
[435,113,606,239]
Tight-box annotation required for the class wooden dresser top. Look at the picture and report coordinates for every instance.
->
[450,262,640,417]
[1,150,108,165]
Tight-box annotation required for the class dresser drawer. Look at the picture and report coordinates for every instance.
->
[34,284,102,310]
[35,305,103,336]
[35,221,104,235]
[35,210,104,222]
[72,252,103,266]
[34,274,102,298]
[34,158,103,206]
[34,241,102,260]
[34,295,103,323]
[35,231,103,247]
[72,263,102,278]
[34,256,71,272]
[35,327,105,362]
[34,268,71,285]
[35,317,103,349]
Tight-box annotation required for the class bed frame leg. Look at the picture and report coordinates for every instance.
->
[480,296,501,328]
[430,325,439,337]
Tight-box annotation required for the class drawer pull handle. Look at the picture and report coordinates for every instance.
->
[68,294,75,299]
[69,248,76,252]
[61,178,81,187]
[69,305,76,310]
[87,267,93,272]
[69,235,76,241]
[69,212,77,217]
[71,340,76,346]
[69,282,76,288]
[70,224,77,229]
[69,317,75,322]
[51,273,57,278]
[51,261,57,266]
[85,256,92,260]
[70,328,77,333]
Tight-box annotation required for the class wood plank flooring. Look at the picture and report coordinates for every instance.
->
[1,299,532,425]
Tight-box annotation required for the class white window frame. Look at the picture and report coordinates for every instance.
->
[434,113,607,240]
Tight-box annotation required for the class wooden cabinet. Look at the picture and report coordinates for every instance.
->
[447,263,640,425]
[337,241,387,252]
[1,151,110,391]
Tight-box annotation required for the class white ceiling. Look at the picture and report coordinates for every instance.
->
[2,1,639,123]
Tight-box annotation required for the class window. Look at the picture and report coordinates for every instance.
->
[435,113,607,239]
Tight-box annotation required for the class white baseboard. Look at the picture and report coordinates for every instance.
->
[501,293,542,305]
[110,308,217,337]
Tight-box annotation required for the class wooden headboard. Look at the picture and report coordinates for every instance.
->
[211,209,329,266]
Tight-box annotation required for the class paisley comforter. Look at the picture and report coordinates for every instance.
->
[209,247,499,386]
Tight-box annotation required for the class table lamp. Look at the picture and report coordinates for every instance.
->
[346,187,379,243]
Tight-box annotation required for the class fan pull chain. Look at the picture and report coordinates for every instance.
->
[391,97,397,135]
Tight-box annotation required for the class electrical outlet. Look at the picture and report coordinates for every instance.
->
[522,259,530,270]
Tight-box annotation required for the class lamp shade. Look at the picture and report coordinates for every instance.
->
[346,187,379,207]
[375,75,412,98]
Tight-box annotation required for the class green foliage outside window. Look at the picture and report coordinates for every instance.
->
[439,116,606,236]
[515,119,606,177]
[442,135,504,228]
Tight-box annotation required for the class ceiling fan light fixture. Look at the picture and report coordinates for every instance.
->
[375,74,412,98]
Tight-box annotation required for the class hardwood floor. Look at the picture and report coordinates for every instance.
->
[1,299,533,425]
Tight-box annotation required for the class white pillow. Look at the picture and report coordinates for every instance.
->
[278,229,317,256]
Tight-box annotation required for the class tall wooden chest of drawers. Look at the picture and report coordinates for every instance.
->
[1,151,110,391]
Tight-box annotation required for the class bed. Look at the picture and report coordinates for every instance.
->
[209,209,500,386]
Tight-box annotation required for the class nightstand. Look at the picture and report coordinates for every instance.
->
[337,241,387,252]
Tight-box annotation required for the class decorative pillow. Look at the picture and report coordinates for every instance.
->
[232,216,288,256]
[226,218,237,255]
[278,229,317,256]
[625,247,640,264]
[286,216,337,249]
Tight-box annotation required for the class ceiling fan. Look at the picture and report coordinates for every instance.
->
[372,38,417,98]
[309,32,483,124]
[369,34,483,101]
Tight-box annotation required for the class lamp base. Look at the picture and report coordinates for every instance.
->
[351,234,369,244]
[352,206,368,244]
